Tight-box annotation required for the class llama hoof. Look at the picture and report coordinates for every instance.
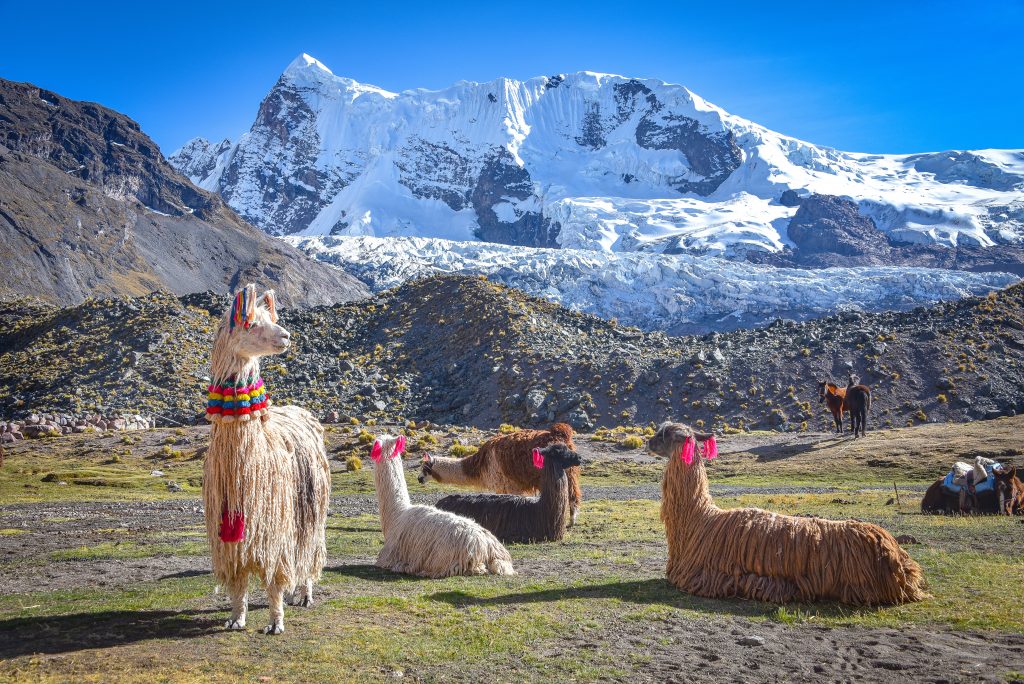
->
[225,619,246,630]
[263,622,284,635]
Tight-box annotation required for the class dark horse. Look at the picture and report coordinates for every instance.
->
[818,377,871,437]
[921,465,1023,515]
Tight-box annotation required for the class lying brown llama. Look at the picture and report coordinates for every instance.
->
[433,443,582,543]
[203,285,331,634]
[418,423,582,524]
[650,422,927,605]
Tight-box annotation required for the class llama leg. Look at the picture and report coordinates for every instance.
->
[224,573,249,630]
[263,582,285,634]
[288,578,314,607]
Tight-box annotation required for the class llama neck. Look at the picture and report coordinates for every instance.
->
[375,458,411,536]
[427,456,474,486]
[662,456,716,520]
[538,467,569,536]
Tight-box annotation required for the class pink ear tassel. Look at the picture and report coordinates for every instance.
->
[393,435,407,458]
[703,435,719,460]
[681,436,696,465]
[532,448,544,469]
[370,440,383,462]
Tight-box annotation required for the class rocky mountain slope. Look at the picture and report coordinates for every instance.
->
[0,78,369,306]
[171,54,1024,265]
[2,275,1022,431]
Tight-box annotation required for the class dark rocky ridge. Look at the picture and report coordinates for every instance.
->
[748,193,1024,275]
[0,78,369,306]
[2,275,1022,432]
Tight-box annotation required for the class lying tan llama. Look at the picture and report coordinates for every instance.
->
[649,422,927,606]
[203,284,331,634]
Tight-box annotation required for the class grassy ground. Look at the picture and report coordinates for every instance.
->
[0,418,1022,682]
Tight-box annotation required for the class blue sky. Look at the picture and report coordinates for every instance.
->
[1,0,1021,154]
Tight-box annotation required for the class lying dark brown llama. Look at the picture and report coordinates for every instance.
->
[433,443,581,543]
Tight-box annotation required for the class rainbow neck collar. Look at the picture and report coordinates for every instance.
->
[206,373,270,423]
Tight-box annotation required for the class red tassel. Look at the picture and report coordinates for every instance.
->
[532,448,544,469]
[681,436,696,465]
[219,508,245,543]
[704,435,719,460]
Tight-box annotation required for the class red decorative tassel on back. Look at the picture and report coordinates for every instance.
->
[219,507,245,543]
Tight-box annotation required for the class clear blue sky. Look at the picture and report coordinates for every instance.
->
[2,0,1021,155]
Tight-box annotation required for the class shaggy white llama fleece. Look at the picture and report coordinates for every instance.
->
[372,435,515,578]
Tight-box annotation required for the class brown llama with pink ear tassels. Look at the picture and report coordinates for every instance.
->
[650,422,927,606]
[203,284,331,635]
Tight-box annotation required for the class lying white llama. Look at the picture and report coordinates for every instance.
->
[372,434,515,578]
[203,285,331,634]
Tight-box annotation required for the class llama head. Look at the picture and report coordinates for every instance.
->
[214,285,291,363]
[533,443,582,471]
[417,452,434,484]
[648,422,715,464]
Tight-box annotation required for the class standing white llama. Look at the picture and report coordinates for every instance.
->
[203,284,331,634]
[372,434,515,578]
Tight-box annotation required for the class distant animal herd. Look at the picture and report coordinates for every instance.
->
[186,286,1021,633]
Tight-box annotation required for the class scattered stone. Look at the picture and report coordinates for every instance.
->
[737,635,765,647]
[895,534,919,545]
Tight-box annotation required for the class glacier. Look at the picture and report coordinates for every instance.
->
[288,235,1017,333]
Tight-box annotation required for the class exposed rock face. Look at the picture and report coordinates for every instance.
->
[0,78,369,307]
[786,194,890,259]
[471,148,559,247]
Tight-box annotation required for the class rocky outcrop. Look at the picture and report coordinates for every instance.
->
[786,194,892,261]
[471,148,559,247]
[0,78,369,307]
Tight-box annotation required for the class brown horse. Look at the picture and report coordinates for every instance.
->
[844,383,871,438]
[921,465,1023,515]
[818,376,871,437]
[995,466,1024,515]
[817,381,848,434]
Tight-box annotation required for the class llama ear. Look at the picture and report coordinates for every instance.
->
[370,440,383,463]
[263,290,279,323]
[421,452,432,464]
[393,435,407,458]
[532,448,544,469]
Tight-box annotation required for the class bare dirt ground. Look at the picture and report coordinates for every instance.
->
[1,419,1023,682]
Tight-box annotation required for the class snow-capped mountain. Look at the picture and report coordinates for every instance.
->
[172,54,1024,260]
[289,235,1016,333]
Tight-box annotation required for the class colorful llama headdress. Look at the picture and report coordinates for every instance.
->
[230,284,257,330]
[229,285,280,330]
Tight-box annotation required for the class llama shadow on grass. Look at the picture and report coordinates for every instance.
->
[325,563,427,583]
[427,578,875,621]
[0,608,221,659]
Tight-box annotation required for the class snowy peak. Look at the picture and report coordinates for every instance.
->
[171,55,1024,261]
[285,53,335,77]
